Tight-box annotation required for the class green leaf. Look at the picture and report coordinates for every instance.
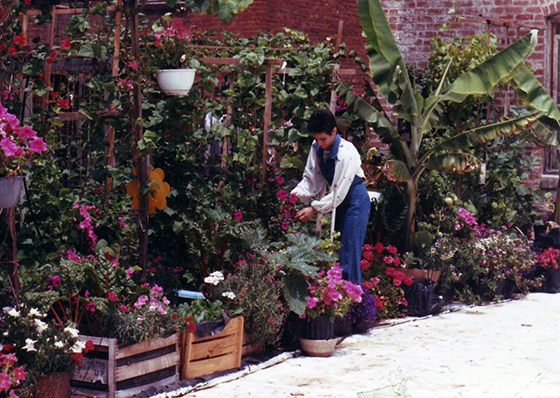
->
[424,153,481,174]
[385,159,411,182]
[282,274,309,316]
[442,31,537,103]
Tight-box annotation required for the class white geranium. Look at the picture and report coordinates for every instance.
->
[29,308,43,317]
[221,291,236,300]
[4,307,20,318]
[71,340,86,353]
[23,338,37,352]
[64,326,79,338]
[204,271,225,285]
[54,341,65,348]
[34,318,49,334]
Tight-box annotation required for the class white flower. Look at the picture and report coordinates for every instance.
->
[23,338,37,352]
[71,340,86,353]
[204,271,225,285]
[4,307,20,318]
[34,319,49,334]
[64,326,79,338]
[54,341,65,348]
[221,291,236,300]
[180,54,187,64]
[29,308,42,317]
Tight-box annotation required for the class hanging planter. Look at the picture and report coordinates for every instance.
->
[0,176,25,208]
[156,69,196,96]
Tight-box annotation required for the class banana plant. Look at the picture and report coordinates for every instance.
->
[338,0,560,250]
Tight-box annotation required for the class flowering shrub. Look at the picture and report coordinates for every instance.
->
[0,350,26,398]
[113,284,177,346]
[211,258,287,347]
[0,304,91,376]
[359,243,411,319]
[305,263,363,322]
[535,247,560,270]
[0,102,47,176]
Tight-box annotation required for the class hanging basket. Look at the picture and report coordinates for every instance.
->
[35,370,71,398]
[0,176,25,208]
[156,69,196,96]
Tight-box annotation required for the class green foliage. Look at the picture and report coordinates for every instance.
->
[175,299,224,326]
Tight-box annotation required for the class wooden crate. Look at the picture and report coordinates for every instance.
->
[181,316,243,379]
[71,334,180,398]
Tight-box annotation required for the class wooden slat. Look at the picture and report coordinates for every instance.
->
[114,374,178,398]
[184,352,239,379]
[199,57,284,66]
[78,335,116,348]
[189,317,243,343]
[190,334,241,361]
[71,386,109,398]
[115,352,179,382]
[116,334,178,360]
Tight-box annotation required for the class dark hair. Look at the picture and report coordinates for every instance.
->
[307,109,337,135]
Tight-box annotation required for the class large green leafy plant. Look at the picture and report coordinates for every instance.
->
[339,0,560,250]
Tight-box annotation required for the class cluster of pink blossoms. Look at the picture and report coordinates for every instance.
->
[535,247,560,270]
[154,18,192,47]
[0,102,47,175]
[0,351,26,398]
[306,263,363,318]
[133,284,171,320]
[72,202,101,251]
[455,208,486,236]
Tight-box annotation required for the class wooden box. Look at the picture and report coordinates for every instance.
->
[71,334,180,398]
[181,316,243,379]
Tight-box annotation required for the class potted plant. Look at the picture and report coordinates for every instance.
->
[534,247,559,293]
[299,263,363,357]
[0,102,47,208]
[147,15,196,96]
[0,304,91,398]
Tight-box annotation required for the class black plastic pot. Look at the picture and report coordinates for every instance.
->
[300,315,335,340]
[543,267,560,293]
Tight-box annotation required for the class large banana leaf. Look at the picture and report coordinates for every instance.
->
[442,31,537,103]
[518,121,560,147]
[424,153,481,174]
[511,64,560,131]
[428,110,543,153]
[336,82,413,167]
[358,0,418,120]
[385,159,411,182]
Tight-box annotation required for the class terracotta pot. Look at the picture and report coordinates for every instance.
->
[156,69,196,96]
[0,176,24,208]
[35,370,71,398]
[299,337,338,357]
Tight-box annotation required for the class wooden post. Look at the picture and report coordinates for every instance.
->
[222,75,235,168]
[129,0,150,280]
[328,20,344,115]
[105,0,123,201]
[7,208,20,301]
[262,62,273,184]
[43,8,56,109]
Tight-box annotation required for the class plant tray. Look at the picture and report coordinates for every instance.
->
[71,334,180,398]
[181,316,243,379]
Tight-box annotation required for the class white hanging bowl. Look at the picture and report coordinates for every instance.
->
[156,69,196,96]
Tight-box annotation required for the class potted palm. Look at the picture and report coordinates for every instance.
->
[147,15,196,96]
[299,263,363,357]
[0,102,47,208]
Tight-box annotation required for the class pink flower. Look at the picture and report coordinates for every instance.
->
[343,280,363,302]
[0,137,23,158]
[86,301,96,312]
[289,194,298,204]
[150,284,164,298]
[393,279,402,287]
[360,259,371,271]
[0,372,12,391]
[387,245,398,255]
[12,366,26,382]
[57,99,70,110]
[276,175,284,185]
[134,295,148,309]
[234,212,243,221]
[126,268,134,278]
[107,292,118,302]
[374,242,384,253]
[362,244,373,252]
[267,317,277,325]
[307,296,319,309]
[277,190,288,200]
[281,222,290,231]
[128,61,139,71]
[29,137,47,153]
[363,251,374,261]
[158,305,167,315]
[61,39,71,50]
[16,125,36,140]
[373,295,384,310]
[383,256,394,264]
[118,217,127,229]
[50,275,61,287]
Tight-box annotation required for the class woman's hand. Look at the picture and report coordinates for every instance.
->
[294,206,317,223]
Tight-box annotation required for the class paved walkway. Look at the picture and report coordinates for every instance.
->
[173,293,560,398]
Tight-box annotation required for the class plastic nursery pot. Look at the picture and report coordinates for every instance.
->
[156,69,196,96]
[0,176,24,208]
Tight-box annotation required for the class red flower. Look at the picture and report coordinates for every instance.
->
[107,292,118,302]
[84,340,95,353]
[172,313,178,319]
[148,267,156,273]
[118,304,130,313]
[13,35,26,46]
[404,277,413,286]
[374,242,384,253]
[8,47,17,55]
[23,0,31,4]
[393,279,402,287]
[267,317,277,325]
[373,295,384,310]
[386,245,398,255]
[362,251,374,261]
[61,39,71,50]
[401,297,408,307]
[185,317,196,334]
[45,51,56,64]
[2,343,14,352]
[281,221,290,231]
[360,259,371,271]
[51,91,59,99]
[57,99,70,109]
[94,188,103,195]
[71,353,84,367]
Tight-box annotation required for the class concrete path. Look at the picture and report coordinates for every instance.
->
[181,293,560,398]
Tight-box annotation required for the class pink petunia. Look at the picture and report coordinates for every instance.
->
[107,292,118,302]
[289,194,298,205]
[16,125,36,140]
[61,40,71,50]
[29,137,47,153]
[307,296,319,309]
[234,211,243,221]
[277,190,288,200]
[0,137,23,158]
[281,222,290,231]
[128,61,139,71]
[150,284,164,298]
[0,372,12,391]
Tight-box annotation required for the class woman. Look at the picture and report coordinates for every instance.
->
[292,109,370,283]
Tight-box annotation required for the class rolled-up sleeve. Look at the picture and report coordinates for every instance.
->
[290,146,326,203]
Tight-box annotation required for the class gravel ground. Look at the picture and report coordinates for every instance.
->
[169,293,560,398]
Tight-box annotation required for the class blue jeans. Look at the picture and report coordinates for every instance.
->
[335,179,370,284]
